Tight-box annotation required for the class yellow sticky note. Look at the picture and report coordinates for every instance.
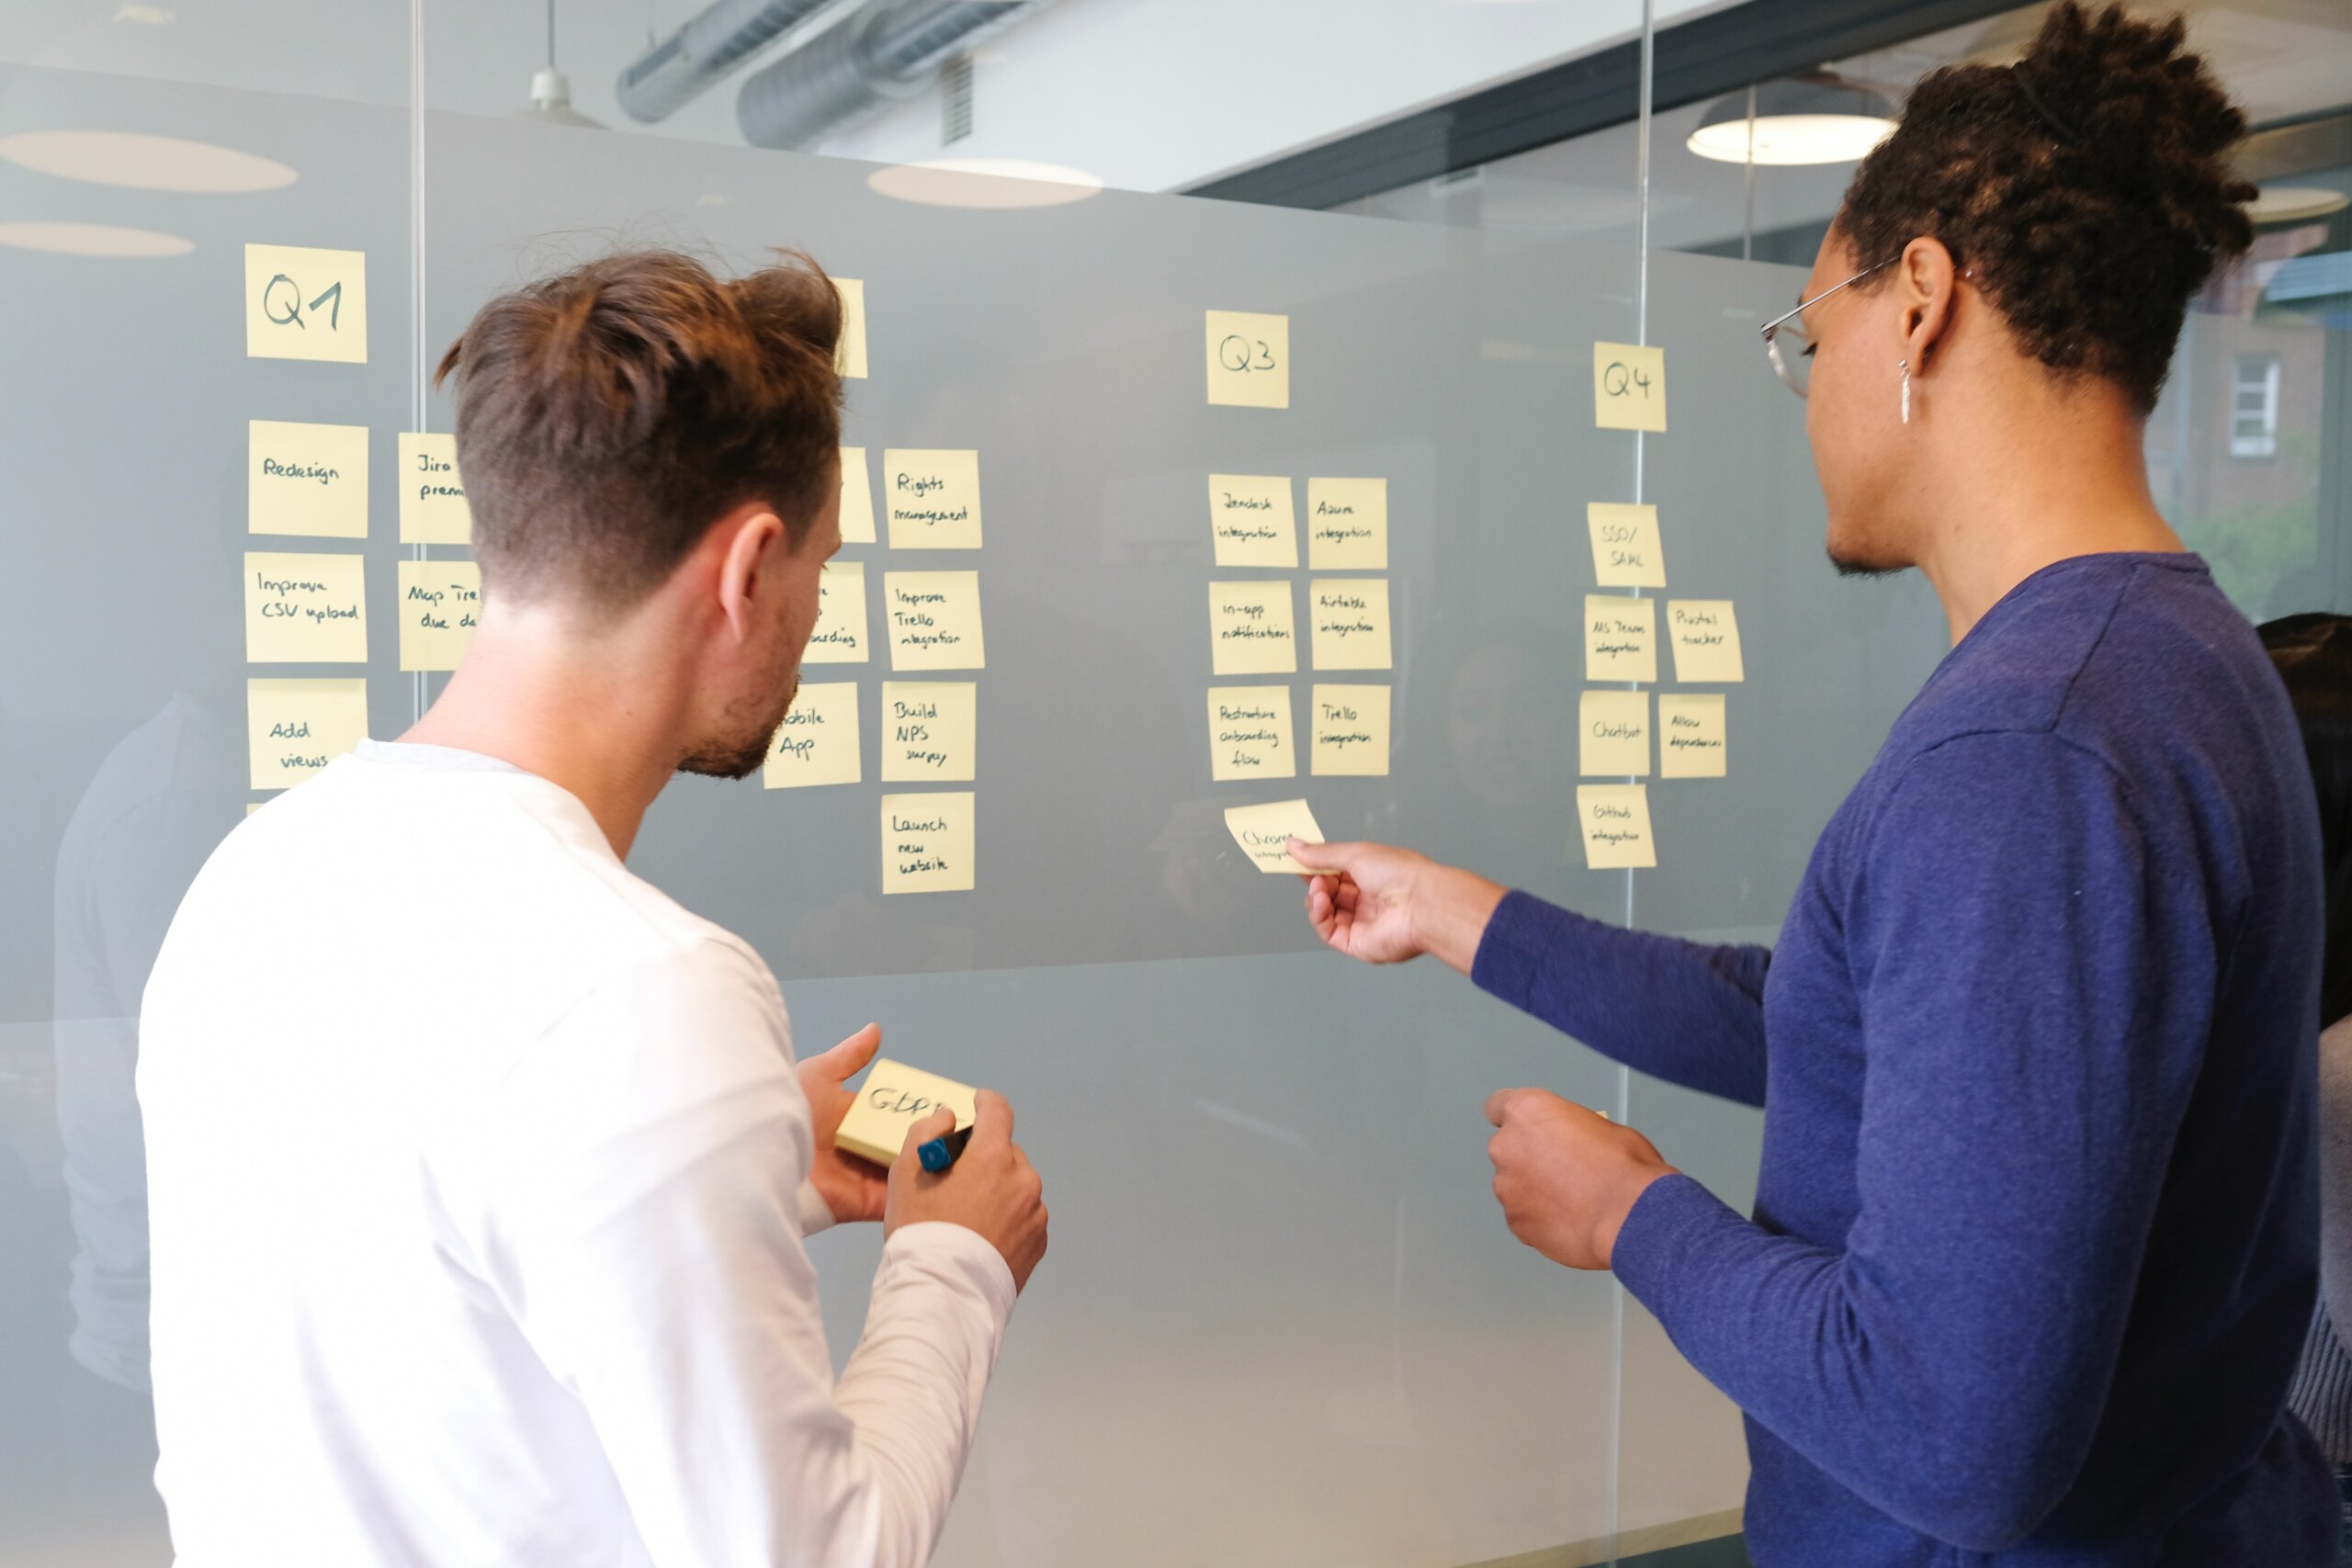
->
[806,560,870,664]
[1585,594,1657,683]
[765,681,861,789]
[397,559,481,671]
[1588,502,1666,589]
[244,551,367,664]
[1309,578,1393,671]
[881,682,978,783]
[1659,692,1727,779]
[881,791,975,894]
[884,570,985,671]
[1209,581,1297,676]
[245,243,367,363]
[835,1058,978,1166]
[1206,310,1289,409]
[1311,683,1390,777]
[1667,600,1745,682]
[1580,689,1651,776]
[248,420,368,537]
[398,432,472,545]
[840,446,876,544]
[1577,784,1657,869]
[1207,474,1296,569]
[1593,341,1666,432]
[1306,478,1387,570]
[247,677,367,790]
[835,277,868,379]
[1207,686,1295,781]
[883,449,982,550]
[1223,797,1326,874]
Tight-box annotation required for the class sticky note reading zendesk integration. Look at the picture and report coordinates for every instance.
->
[881,682,977,782]
[1223,797,1325,874]
[1209,581,1297,675]
[1667,600,1745,682]
[805,560,869,663]
[1593,341,1666,432]
[245,243,367,363]
[884,448,982,549]
[1580,689,1651,776]
[765,682,861,789]
[1206,310,1289,409]
[1658,692,1727,779]
[835,277,868,379]
[1585,595,1657,682]
[249,420,368,537]
[839,447,876,544]
[247,677,367,790]
[244,551,368,664]
[1311,684,1390,777]
[1309,579,1392,671]
[1207,686,1295,781]
[1577,784,1657,868]
[884,571,984,671]
[398,432,472,545]
[397,559,481,671]
[1588,502,1666,589]
[1306,478,1387,570]
[1207,474,1296,568]
[881,792,975,894]
[836,1058,978,1166]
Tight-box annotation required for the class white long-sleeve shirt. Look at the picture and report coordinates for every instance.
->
[138,740,1015,1566]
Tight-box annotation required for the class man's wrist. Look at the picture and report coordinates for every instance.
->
[1410,866,1509,975]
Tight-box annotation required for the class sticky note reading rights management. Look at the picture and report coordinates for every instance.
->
[836,1058,978,1166]
[884,448,981,550]
[1224,797,1326,874]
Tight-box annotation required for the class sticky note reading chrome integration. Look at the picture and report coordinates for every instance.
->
[247,677,367,790]
[836,1058,978,1167]
[1580,689,1651,776]
[881,791,975,894]
[880,682,977,782]
[244,551,367,664]
[1658,692,1727,779]
[1667,600,1745,682]
[806,561,870,664]
[1208,474,1296,568]
[835,277,868,379]
[245,243,367,363]
[1577,784,1657,869]
[1306,478,1386,570]
[1207,686,1295,781]
[1206,310,1289,409]
[1210,581,1297,676]
[1593,341,1666,432]
[397,559,481,671]
[1588,502,1665,589]
[1309,579,1392,671]
[884,570,984,671]
[839,447,876,544]
[884,448,981,550]
[249,420,368,537]
[1585,594,1657,683]
[1311,684,1390,777]
[398,432,471,545]
[765,682,861,789]
[1223,797,1326,874]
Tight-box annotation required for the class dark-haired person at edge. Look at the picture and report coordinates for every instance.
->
[137,253,1047,1563]
[1292,6,2334,1563]
[2274,615,2352,1563]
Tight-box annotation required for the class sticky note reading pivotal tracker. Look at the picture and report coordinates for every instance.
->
[1577,784,1657,869]
[247,677,367,790]
[1210,581,1296,675]
[398,432,471,545]
[1580,689,1650,776]
[885,571,984,671]
[1208,686,1294,781]
[1206,310,1289,409]
[249,420,368,537]
[244,551,367,664]
[765,682,861,789]
[397,559,481,671]
[835,278,868,379]
[836,1058,978,1166]
[881,682,977,782]
[1311,684,1389,776]
[1593,341,1666,432]
[881,792,975,894]
[1668,600,1745,682]
[1585,595,1657,683]
[1306,478,1386,570]
[839,447,876,544]
[245,243,367,364]
[1223,797,1325,874]
[884,449,981,550]
[1588,502,1665,589]
[1309,579,1392,671]
[806,561,870,663]
[1659,692,1727,779]
[1208,474,1296,569]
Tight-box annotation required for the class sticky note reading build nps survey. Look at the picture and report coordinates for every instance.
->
[881,792,976,894]
[1207,474,1296,569]
[397,559,481,671]
[247,677,368,790]
[1593,341,1667,432]
[399,432,472,545]
[249,420,368,537]
[1578,784,1657,869]
[1206,310,1289,409]
[835,277,868,379]
[885,571,985,671]
[245,243,367,364]
[884,449,982,550]
[835,1059,978,1166]
[1580,689,1651,776]
[1588,502,1666,589]
[839,447,876,544]
[1208,686,1295,781]
[1585,594,1657,683]
[1668,600,1745,682]
[1224,797,1326,874]
[1306,478,1387,570]
[1210,581,1297,675]
[1311,684,1390,777]
[806,561,870,663]
[1659,692,1727,779]
[881,682,978,782]
[1310,579,1393,671]
[244,551,367,664]
[765,682,861,789]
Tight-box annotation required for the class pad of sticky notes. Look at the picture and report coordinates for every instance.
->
[1224,797,1326,874]
[836,1058,978,1167]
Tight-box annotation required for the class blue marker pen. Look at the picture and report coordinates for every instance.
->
[917,1125,973,1173]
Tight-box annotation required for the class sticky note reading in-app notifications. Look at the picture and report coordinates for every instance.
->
[249,420,368,537]
[835,277,868,379]
[1588,502,1665,589]
[884,571,984,671]
[805,560,870,663]
[1207,686,1295,781]
[245,552,367,664]
[1668,600,1745,682]
[1223,797,1326,874]
[398,432,471,545]
[1207,474,1296,568]
[765,682,861,789]
[1306,478,1387,570]
[1210,581,1297,676]
[245,243,367,363]
[884,449,981,550]
[1309,579,1392,671]
[1593,341,1667,432]
[247,677,368,790]
[1206,310,1289,409]
[1659,693,1727,779]
[1577,784,1657,868]
[881,792,976,894]
[1311,684,1390,776]
[1585,595,1657,683]
[880,682,978,783]
[839,447,876,544]
[397,559,481,671]
[835,1058,978,1166]
[1580,690,1651,776]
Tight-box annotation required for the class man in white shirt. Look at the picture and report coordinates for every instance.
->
[138,249,1047,1566]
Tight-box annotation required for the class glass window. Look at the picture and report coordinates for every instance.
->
[2233,354,2282,458]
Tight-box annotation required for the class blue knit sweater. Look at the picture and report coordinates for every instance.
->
[1474,554,2335,1563]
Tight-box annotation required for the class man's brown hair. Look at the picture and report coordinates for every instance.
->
[435,249,843,607]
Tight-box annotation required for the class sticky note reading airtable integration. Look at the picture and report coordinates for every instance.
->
[1667,600,1745,682]
[244,551,368,664]
[1658,692,1727,779]
[1207,686,1295,781]
[1209,581,1297,675]
[766,682,862,788]
[398,432,472,545]
[1592,341,1667,432]
[1589,502,1666,589]
[1207,474,1296,569]
[1205,310,1289,409]
[1306,478,1387,570]
[881,682,977,782]
[880,792,976,894]
[839,447,876,544]
[397,559,481,671]
[884,449,982,550]
[1311,684,1390,776]
[806,561,870,664]
[244,243,367,364]
[1577,784,1657,869]
[1580,689,1651,776]
[248,420,368,537]
[247,677,368,790]
[1585,594,1657,683]
[1309,579,1392,671]
[884,571,985,671]
[835,1059,978,1167]
[1224,797,1326,874]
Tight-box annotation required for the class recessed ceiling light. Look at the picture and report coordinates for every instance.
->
[1688,75,1898,166]
[866,158,1104,209]
[2246,185,2350,224]
[113,4,174,22]
[0,220,192,257]
[0,130,295,193]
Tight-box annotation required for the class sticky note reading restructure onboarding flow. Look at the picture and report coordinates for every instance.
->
[1667,600,1745,682]
[247,677,368,790]
[765,682,861,789]
[1205,310,1289,409]
[1592,341,1667,432]
[835,277,868,379]
[880,682,977,782]
[1658,693,1727,779]
[805,561,870,663]
[1577,784,1657,869]
[1585,595,1657,683]
[1588,503,1666,589]
[880,792,975,894]
[397,559,481,671]
[1207,686,1295,781]
[839,447,876,544]
[1209,581,1296,675]
[244,243,367,363]
[835,1058,978,1166]
[883,449,981,550]
[1580,689,1651,776]
[1223,797,1326,874]
[244,551,367,664]
[398,432,472,545]
[884,571,985,671]
[248,420,368,537]
[1310,684,1390,777]
[1207,475,1296,568]
[1309,579,1392,671]
[1306,478,1387,570]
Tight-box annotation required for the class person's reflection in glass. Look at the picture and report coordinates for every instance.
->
[1402,621,1578,900]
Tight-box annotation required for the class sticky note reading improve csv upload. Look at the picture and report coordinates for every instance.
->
[1577,784,1657,869]
[1593,341,1666,432]
[247,677,368,790]
[881,792,975,894]
[398,432,472,545]
[397,559,481,671]
[1311,684,1390,777]
[1667,600,1745,682]
[835,1059,978,1167]
[884,449,981,550]
[839,447,876,544]
[1586,595,1657,683]
[1659,692,1727,779]
[1223,797,1326,874]
[1588,502,1666,589]
[1210,581,1297,675]
[881,682,977,782]
[835,278,868,379]
[1207,474,1296,569]
[1206,310,1289,409]
[1208,686,1295,781]
[245,243,367,363]
[1580,689,1651,776]
[765,682,861,789]
[806,561,870,664]
[1306,478,1387,570]
[245,551,367,664]
[1309,579,1392,671]
[885,571,985,671]
[249,420,368,537]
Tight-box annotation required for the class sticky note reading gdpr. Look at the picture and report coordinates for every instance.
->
[835,1059,978,1167]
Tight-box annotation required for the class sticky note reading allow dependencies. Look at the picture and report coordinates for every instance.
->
[1659,693,1727,779]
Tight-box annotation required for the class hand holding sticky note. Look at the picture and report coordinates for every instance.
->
[836,1058,979,1167]
[1224,797,1326,874]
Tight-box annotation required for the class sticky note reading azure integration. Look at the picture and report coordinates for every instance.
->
[397,559,481,671]
[1210,581,1297,676]
[835,1059,978,1167]
[1668,600,1745,682]
[1585,595,1657,682]
[244,551,367,664]
[1207,475,1296,569]
[1206,310,1289,409]
[881,792,976,894]
[884,449,981,549]
[398,433,471,545]
[1588,502,1666,589]
[1306,477,1387,570]
[245,243,367,363]
[247,677,367,790]
[1224,797,1326,874]
[1593,341,1666,432]
[885,570,985,671]
[1207,686,1294,781]
[1577,784,1657,869]
[806,561,870,663]
[765,682,861,789]
[249,420,368,537]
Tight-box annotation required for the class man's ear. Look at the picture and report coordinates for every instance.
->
[714,504,786,642]
[1895,236,1959,374]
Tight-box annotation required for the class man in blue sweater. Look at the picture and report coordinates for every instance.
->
[1292,7,2334,1562]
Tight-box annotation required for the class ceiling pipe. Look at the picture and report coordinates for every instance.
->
[616,0,842,125]
[736,0,1046,152]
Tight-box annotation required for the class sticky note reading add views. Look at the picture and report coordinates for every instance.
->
[1208,475,1296,569]
[1224,797,1326,874]
[1208,686,1295,781]
[1206,310,1289,409]
[836,1058,978,1167]
[1589,502,1665,589]
[1668,600,1745,682]
[1309,579,1392,671]
[766,682,861,789]
[245,551,367,664]
[247,677,367,790]
[1593,341,1666,432]
[245,243,367,364]
[1210,581,1297,676]
[398,432,472,545]
[1306,478,1387,570]
[1578,784,1657,869]
[881,792,975,894]
[884,449,981,550]
[885,571,985,671]
[249,420,368,537]
[397,559,481,671]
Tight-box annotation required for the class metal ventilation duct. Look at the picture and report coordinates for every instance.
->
[736,0,1044,152]
[616,0,841,125]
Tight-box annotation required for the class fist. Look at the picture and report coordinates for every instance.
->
[1485,1089,1675,1271]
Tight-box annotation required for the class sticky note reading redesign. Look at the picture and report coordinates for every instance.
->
[1311,684,1390,776]
[835,278,868,378]
[1588,502,1666,589]
[1223,797,1325,874]
[1577,784,1657,868]
[1580,689,1651,776]
[880,682,978,782]
[398,432,472,545]
[835,1058,978,1166]
[1207,474,1296,568]
[1593,341,1667,432]
[1205,310,1289,409]
[1210,581,1297,675]
[1306,478,1387,570]
[244,551,367,664]
[881,792,975,894]
[1207,686,1295,781]
[1668,600,1745,682]
[839,447,876,544]
[397,559,481,671]
[884,570,985,671]
[249,420,368,537]
[1585,595,1657,683]
[805,561,869,663]
[883,449,982,549]
[247,677,367,790]
[244,243,367,363]
[1659,693,1727,779]
[765,682,861,789]
[1309,579,1392,671]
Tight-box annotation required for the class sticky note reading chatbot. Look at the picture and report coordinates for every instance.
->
[836,1058,979,1167]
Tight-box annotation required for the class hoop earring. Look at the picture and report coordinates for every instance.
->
[1900,359,1912,425]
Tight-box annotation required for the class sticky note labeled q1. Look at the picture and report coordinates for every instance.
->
[245,243,367,364]
[1593,341,1666,432]
[836,1059,978,1166]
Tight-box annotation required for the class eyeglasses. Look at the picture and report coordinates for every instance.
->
[1758,256,1897,399]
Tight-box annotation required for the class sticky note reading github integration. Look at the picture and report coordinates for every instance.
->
[1577,784,1657,869]
[1205,310,1289,409]
[835,1058,978,1166]
[1223,797,1326,874]
[880,792,976,894]
[884,449,981,549]
[1207,474,1296,568]
[248,420,368,537]
[764,682,861,788]
[1588,502,1665,589]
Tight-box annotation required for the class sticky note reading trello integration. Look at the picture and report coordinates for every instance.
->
[1207,474,1296,568]
[1588,502,1665,588]
[1223,797,1326,874]
[835,1059,978,1167]
[1310,684,1390,776]
[884,448,981,549]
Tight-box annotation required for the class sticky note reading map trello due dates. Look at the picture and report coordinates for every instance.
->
[836,1059,978,1167]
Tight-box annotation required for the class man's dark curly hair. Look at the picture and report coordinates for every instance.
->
[1836,1,2256,415]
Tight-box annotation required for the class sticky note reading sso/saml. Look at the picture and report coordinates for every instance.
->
[1585,594,1657,683]
[1309,579,1392,671]
[1311,684,1390,776]
[1577,783,1657,869]
[885,571,985,671]
[1580,689,1651,776]
[398,432,472,545]
[397,559,481,671]
[1668,600,1745,682]
[1593,341,1666,432]
[1210,581,1296,675]
[249,420,368,537]
[839,447,876,544]
[245,551,368,664]
[247,677,368,790]
[805,560,869,663]
[1205,310,1289,409]
[1658,692,1727,779]
[1306,478,1387,570]
[884,448,982,550]
[245,243,367,364]
[1588,502,1665,589]
[1208,474,1296,568]
[881,792,976,894]
[836,1058,978,1166]
[881,682,978,782]
[1207,686,1295,781]
[765,682,861,788]
[1223,797,1326,874]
